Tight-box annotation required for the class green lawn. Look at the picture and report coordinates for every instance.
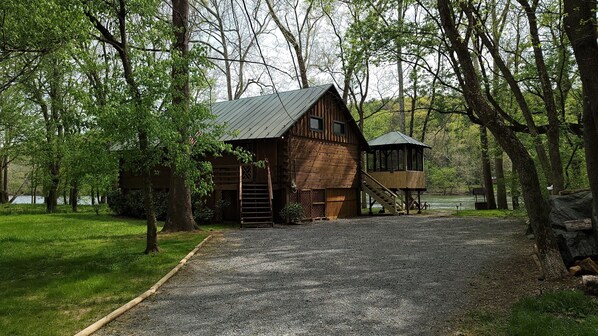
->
[453,208,527,218]
[0,205,221,336]
[460,291,598,335]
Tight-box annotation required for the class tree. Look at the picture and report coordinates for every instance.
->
[436,0,567,279]
[194,0,271,100]
[265,0,322,88]
[162,0,196,232]
[84,0,166,253]
[564,0,598,239]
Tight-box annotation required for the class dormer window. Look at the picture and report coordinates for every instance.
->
[310,116,323,131]
[333,121,345,135]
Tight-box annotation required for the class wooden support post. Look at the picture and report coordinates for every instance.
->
[417,191,422,214]
[405,190,410,215]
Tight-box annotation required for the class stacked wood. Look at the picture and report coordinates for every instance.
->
[569,258,598,276]
[568,258,598,276]
[577,258,598,274]
[562,218,593,231]
[569,265,582,276]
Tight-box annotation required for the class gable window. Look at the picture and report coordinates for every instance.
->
[333,121,345,135]
[310,116,323,131]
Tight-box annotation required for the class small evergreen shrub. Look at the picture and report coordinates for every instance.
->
[280,202,303,224]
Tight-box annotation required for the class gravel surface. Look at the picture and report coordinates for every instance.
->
[97,215,524,336]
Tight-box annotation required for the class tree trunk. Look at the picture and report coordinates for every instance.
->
[164,174,196,231]
[495,150,508,209]
[564,0,598,239]
[0,156,7,204]
[437,0,567,279]
[46,163,59,213]
[395,0,405,133]
[511,164,520,210]
[265,0,309,89]
[480,127,497,209]
[163,0,197,232]
[70,181,78,212]
[517,0,565,194]
[142,166,159,254]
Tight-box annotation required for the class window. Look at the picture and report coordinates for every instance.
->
[310,116,323,131]
[390,150,399,172]
[398,148,405,171]
[333,121,345,135]
[367,153,375,172]
[379,150,387,171]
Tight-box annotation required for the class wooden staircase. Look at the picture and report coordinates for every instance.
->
[240,164,274,228]
[361,170,404,215]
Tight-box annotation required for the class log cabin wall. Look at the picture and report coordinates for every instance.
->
[286,92,362,219]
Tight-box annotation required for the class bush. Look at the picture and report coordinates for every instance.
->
[280,202,303,224]
[193,199,214,224]
[107,189,168,220]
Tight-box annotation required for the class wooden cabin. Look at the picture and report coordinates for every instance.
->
[362,131,430,214]
[120,84,368,226]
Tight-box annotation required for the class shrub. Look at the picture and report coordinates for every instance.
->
[280,202,303,224]
[107,189,168,220]
[193,199,214,224]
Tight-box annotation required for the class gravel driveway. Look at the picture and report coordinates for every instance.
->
[97,215,523,336]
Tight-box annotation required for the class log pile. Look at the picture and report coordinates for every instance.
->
[568,258,598,295]
[548,191,598,266]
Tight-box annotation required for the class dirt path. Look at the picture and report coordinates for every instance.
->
[97,215,524,336]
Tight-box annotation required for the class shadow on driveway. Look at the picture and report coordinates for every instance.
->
[98,215,524,336]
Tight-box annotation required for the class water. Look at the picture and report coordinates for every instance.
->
[11,195,92,205]
[420,194,477,210]
[12,196,45,204]
[421,194,516,210]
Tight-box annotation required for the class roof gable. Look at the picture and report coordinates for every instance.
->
[212,85,334,141]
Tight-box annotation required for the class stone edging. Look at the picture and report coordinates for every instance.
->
[74,234,213,336]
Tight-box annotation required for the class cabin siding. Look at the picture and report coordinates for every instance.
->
[118,86,366,223]
[289,92,361,145]
[289,137,360,190]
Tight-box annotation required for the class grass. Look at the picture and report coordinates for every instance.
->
[453,208,527,218]
[0,205,230,336]
[458,291,598,336]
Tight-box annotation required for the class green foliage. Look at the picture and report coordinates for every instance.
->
[107,189,168,220]
[0,209,211,336]
[427,165,458,194]
[280,202,303,223]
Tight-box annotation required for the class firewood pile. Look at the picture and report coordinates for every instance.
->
[568,257,598,295]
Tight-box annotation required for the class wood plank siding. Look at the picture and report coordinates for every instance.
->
[368,171,426,190]
[289,92,361,145]
[118,86,366,223]
[286,91,362,219]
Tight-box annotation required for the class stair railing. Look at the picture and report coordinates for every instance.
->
[266,159,274,227]
[361,170,401,211]
[239,165,243,226]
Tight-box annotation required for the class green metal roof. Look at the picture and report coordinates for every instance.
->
[368,131,431,148]
[212,84,336,141]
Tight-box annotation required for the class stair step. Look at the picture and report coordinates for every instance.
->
[242,216,273,220]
